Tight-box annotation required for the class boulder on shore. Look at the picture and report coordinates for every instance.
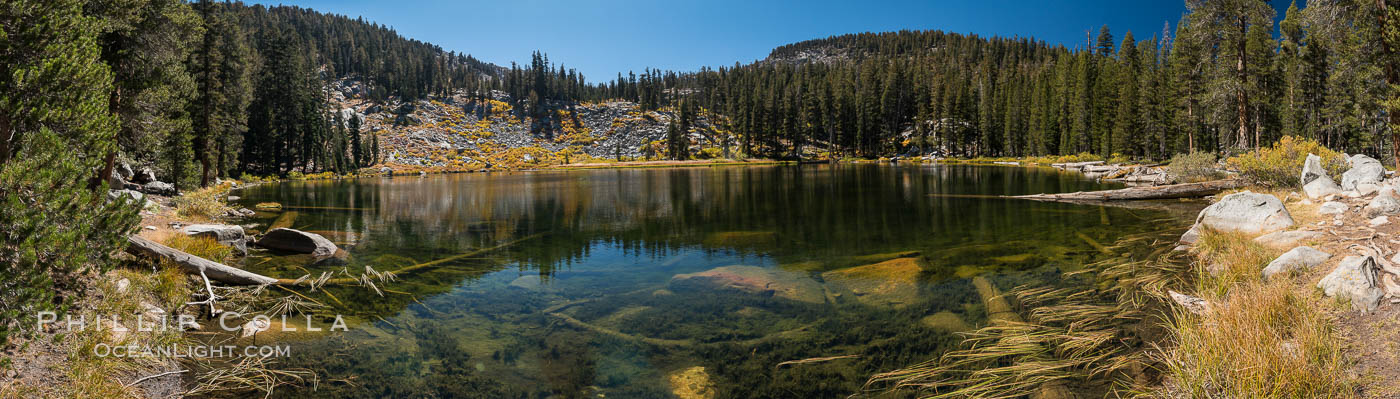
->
[254,228,338,258]
[1301,153,1329,186]
[142,181,176,196]
[1262,246,1331,279]
[1317,255,1384,312]
[1341,154,1385,190]
[1303,176,1344,199]
[1318,201,1348,215]
[1364,194,1400,218]
[1191,191,1295,235]
[669,265,824,304]
[1253,230,1324,250]
[182,224,249,256]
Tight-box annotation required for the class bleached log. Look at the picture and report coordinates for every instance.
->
[1008,179,1244,202]
[126,236,277,285]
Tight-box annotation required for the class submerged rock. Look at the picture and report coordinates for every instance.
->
[255,228,338,258]
[822,257,928,308]
[667,366,715,399]
[1262,246,1331,279]
[508,275,546,290]
[669,265,825,304]
[1192,191,1294,235]
[1253,230,1324,250]
[1317,255,1384,312]
[240,318,271,338]
[920,311,972,332]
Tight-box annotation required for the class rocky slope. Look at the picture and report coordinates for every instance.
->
[329,79,733,172]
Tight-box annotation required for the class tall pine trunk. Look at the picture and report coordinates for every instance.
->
[1236,17,1250,150]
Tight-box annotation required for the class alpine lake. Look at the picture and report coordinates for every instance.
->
[226,163,1196,398]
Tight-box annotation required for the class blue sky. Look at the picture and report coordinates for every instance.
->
[251,0,1294,83]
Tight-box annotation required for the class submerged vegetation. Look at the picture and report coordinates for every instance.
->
[866,223,1192,397]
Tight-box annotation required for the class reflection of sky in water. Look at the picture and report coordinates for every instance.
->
[232,165,1175,398]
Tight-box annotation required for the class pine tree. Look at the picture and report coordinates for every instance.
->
[0,0,141,345]
[88,0,202,188]
[1184,0,1275,149]
[1112,32,1140,157]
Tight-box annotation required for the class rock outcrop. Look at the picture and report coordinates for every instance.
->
[1317,255,1384,312]
[254,228,338,258]
[1262,246,1331,279]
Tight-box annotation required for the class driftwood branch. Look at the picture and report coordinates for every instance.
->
[186,269,221,316]
[1007,179,1244,202]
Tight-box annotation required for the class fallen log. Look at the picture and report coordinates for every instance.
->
[1007,179,1244,202]
[129,233,545,287]
[126,236,278,285]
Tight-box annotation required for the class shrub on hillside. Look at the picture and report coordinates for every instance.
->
[1169,152,1223,183]
[1227,136,1347,188]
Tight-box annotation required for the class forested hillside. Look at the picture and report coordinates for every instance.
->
[77,0,504,190]
[627,1,1397,162]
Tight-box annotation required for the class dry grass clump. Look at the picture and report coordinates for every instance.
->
[161,235,233,264]
[172,183,233,221]
[1190,228,1280,296]
[1157,278,1353,398]
[60,267,194,398]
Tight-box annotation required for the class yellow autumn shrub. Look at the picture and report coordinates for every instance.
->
[1227,136,1347,188]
